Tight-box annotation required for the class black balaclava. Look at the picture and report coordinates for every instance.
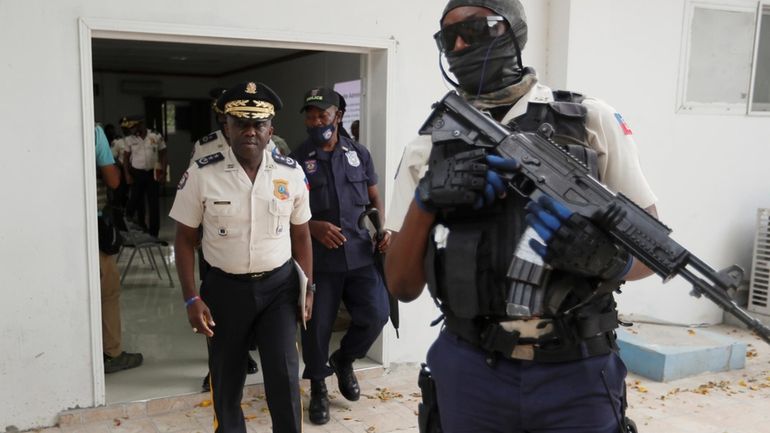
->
[440,0,528,96]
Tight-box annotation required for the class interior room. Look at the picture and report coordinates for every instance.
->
[92,38,378,404]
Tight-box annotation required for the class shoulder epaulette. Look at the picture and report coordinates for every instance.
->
[195,152,225,168]
[200,132,218,144]
[553,90,585,104]
[272,152,297,168]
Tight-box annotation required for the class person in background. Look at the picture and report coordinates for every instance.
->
[122,116,167,237]
[350,120,360,142]
[96,123,143,374]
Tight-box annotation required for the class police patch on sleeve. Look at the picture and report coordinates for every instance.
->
[304,159,318,174]
[195,152,225,168]
[177,171,189,190]
[345,150,360,167]
[200,132,217,144]
[614,113,633,136]
[272,153,296,168]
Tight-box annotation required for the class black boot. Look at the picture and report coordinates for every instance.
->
[201,372,210,393]
[309,380,330,425]
[247,354,258,375]
[329,350,360,401]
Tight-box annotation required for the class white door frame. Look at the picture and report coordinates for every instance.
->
[78,17,397,405]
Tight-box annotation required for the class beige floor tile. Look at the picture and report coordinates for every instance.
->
[150,413,200,433]
[60,422,111,433]
[107,418,157,433]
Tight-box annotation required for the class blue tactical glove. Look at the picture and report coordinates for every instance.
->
[525,195,632,280]
[415,150,519,212]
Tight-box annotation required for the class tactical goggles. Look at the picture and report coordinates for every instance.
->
[434,15,507,52]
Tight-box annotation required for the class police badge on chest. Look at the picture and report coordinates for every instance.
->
[345,151,360,167]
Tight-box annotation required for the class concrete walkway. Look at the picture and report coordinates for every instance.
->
[24,324,770,433]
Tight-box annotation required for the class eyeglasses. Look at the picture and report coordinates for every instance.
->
[434,16,507,52]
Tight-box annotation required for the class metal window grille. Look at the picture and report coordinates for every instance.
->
[749,208,770,314]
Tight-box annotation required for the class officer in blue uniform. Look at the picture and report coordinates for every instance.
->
[290,87,391,425]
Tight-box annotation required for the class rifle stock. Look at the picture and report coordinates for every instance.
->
[419,91,770,344]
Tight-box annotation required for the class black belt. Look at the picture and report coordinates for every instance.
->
[444,313,618,363]
[211,260,290,282]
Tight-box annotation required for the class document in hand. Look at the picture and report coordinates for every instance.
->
[294,259,309,330]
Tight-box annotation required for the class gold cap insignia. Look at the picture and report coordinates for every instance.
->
[224,100,275,119]
[246,82,257,94]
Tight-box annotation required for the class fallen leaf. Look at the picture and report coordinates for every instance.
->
[197,400,212,407]
[687,329,696,336]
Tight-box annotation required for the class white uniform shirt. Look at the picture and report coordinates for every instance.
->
[170,147,311,274]
[385,83,657,232]
[111,137,126,164]
[189,129,278,165]
[125,131,166,170]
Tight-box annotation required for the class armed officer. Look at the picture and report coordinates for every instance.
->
[290,87,391,425]
[170,81,314,433]
[385,1,658,432]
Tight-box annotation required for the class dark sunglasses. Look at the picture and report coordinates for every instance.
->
[434,16,507,52]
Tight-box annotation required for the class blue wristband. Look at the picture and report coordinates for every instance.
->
[185,295,200,308]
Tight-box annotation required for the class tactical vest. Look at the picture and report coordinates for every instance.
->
[425,90,621,362]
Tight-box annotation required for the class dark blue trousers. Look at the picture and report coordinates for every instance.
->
[427,331,627,433]
[301,264,389,380]
[202,262,301,433]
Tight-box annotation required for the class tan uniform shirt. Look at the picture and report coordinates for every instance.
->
[170,147,311,274]
[189,129,278,165]
[385,83,657,232]
[125,131,166,170]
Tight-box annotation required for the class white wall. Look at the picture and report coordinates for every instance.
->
[561,0,770,324]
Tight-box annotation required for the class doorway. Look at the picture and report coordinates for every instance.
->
[81,18,396,405]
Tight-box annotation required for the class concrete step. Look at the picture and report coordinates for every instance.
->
[617,322,747,382]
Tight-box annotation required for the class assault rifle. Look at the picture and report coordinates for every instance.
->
[419,91,770,345]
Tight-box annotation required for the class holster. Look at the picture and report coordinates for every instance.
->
[418,363,442,433]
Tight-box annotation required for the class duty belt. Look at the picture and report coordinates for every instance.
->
[211,260,290,282]
[443,312,619,362]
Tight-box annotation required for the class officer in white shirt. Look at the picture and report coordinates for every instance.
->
[122,116,167,237]
[191,89,260,392]
[170,81,314,433]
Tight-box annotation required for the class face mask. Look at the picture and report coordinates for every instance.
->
[307,124,336,145]
[445,32,522,96]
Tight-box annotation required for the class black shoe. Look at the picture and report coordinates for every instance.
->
[104,351,143,374]
[309,380,330,425]
[247,354,258,375]
[329,350,360,401]
[201,372,211,393]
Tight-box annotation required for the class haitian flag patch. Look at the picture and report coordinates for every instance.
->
[614,113,633,136]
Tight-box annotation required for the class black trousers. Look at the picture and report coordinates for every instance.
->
[126,168,160,236]
[201,261,301,433]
